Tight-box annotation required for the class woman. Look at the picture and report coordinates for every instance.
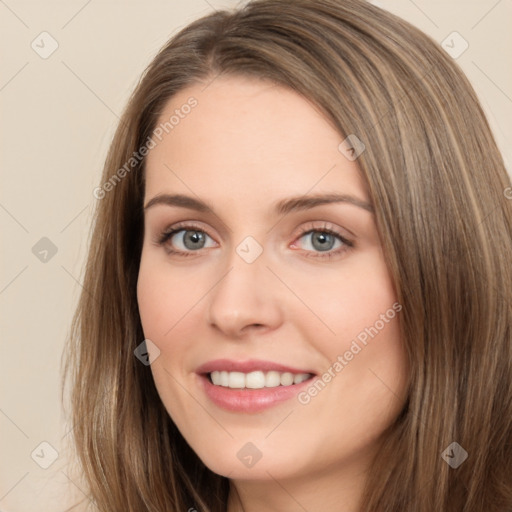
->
[61,0,512,510]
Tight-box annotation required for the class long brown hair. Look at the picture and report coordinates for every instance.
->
[61,0,512,510]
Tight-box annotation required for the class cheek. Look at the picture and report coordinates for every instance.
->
[137,269,168,340]
[298,249,406,409]
[298,250,399,346]
[136,253,199,339]
[136,257,196,416]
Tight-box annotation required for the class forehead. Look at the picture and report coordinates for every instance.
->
[144,76,368,205]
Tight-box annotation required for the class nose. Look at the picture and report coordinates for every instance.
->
[206,251,284,339]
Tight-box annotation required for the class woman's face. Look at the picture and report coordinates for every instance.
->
[137,75,408,497]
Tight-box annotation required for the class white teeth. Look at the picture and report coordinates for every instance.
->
[265,371,281,388]
[220,370,229,387]
[209,370,312,389]
[293,373,309,384]
[228,371,246,388]
[246,371,266,389]
[280,372,294,386]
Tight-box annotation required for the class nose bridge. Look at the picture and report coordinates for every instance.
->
[207,237,283,336]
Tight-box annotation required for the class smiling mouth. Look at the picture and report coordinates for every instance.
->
[207,370,314,389]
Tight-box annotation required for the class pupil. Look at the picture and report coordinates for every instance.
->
[184,231,204,249]
[312,232,334,252]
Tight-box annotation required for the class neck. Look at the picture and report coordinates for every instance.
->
[226,459,369,512]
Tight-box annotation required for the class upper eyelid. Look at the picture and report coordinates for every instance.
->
[161,220,347,234]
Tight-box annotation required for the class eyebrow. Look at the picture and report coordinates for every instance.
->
[143,192,374,215]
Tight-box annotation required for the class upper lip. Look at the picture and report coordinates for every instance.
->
[196,358,315,375]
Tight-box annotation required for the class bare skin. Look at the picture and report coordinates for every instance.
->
[137,75,408,512]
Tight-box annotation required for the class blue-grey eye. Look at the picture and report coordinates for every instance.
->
[170,229,215,251]
[300,231,342,252]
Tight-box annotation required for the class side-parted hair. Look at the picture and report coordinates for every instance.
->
[61,0,512,510]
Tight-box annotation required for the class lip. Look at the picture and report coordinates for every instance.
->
[196,358,314,375]
[196,359,316,413]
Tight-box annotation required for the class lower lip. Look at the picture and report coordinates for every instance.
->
[198,374,314,412]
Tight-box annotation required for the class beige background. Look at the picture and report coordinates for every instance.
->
[1,0,511,510]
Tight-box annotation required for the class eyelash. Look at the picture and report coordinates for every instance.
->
[154,221,354,260]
